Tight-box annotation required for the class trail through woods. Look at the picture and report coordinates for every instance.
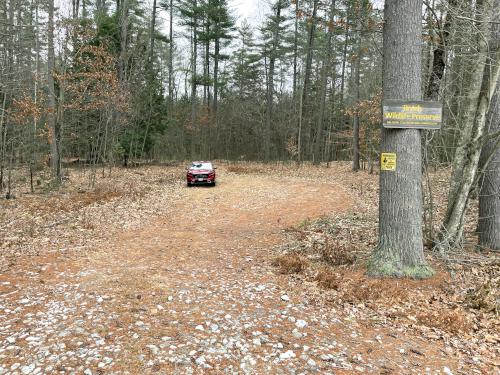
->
[0,165,497,374]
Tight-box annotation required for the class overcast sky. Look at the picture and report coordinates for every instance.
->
[228,0,270,26]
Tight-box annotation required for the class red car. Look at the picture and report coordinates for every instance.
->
[186,161,216,186]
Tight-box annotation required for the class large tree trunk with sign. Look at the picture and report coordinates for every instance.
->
[435,0,500,253]
[367,0,434,278]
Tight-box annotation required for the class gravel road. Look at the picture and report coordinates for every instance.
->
[0,171,460,374]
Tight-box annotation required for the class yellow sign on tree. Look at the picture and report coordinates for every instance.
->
[381,153,397,171]
[382,100,442,130]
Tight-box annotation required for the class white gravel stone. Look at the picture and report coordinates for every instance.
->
[252,338,261,346]
[195,356,206,366]
[292,329,303,339]
[279,350,296,360]
[295,320,307,329]
[146,345,159,355]
[21,364,35,374]
[280,295,290,302]
[10,363,20,371]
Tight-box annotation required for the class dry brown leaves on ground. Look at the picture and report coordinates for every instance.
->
[264,162,499,372]
[1,161,498,374]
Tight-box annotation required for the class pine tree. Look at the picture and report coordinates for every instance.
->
[368,0,434,278]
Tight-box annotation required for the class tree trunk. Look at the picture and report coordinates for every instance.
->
[424,0,456,100]
[47,0,60,179]
[118,0,129,83]
[0,92,7,191]
[204,14,211,157]
[149,0,157,66]
[298,0,318,162]
[437,0,499,252]
[352,8,362,171]
[313,0,336,165]
[339,8,350,135]
[213,38,219,118]
[265,1,282,162]
[191,5,198,158]
[368,0,433,278]
[30,0,41,193]
[478,10,500,251]
[478,89,500,251]
[168,0,174,107]
[292,0,299,100]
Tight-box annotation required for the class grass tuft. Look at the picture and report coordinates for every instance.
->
[272,254,309,274]
[320,239,356,266]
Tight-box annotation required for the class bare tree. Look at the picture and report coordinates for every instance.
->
[436,0,500,252]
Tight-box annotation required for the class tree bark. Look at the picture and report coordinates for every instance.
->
[292,0,299,100]
[191,3,198,158]
[149,0,157,66]
[264,1,282,162]
[478,10,500,251]
[478,89,500,250]
[297,0,318,162]
[0,92,7,191]
[118,0,129,83]
[339,7,350,135]
[352,3,363,171]
[313,0,336,165]
[368,0,433,278]
[213,38,219,118]
[168,0,174,107]
[47,0,60,179]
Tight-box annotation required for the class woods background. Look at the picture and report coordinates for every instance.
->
[1,0,499,252]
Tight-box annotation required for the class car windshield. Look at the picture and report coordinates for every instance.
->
[190,162,213,170]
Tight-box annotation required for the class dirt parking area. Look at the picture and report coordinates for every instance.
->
[0,164,495,374]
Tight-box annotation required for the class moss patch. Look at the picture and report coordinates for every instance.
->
[367,257,435,279]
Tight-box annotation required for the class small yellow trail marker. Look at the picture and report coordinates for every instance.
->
[381,153,397,171]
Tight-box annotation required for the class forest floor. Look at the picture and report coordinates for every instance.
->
[0,162,498,375]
